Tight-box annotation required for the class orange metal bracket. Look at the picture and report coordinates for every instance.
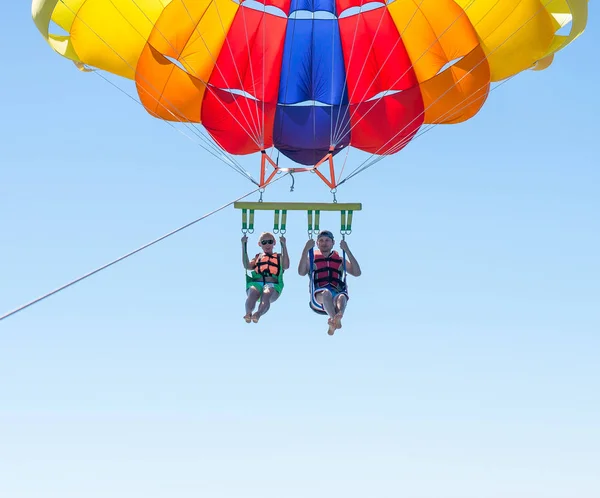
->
[259,147,337,189]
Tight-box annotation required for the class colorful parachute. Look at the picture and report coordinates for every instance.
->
[32,0,587,186]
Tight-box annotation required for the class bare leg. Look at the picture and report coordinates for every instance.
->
[333,294,348,329]
[316,290,337,335]
[244,287,260,323]
[252,288,280,323]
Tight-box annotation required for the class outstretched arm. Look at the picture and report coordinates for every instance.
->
[279,236,290,270]
[339,239,362,277]
[242,236,256,270]
[297,239,315,276]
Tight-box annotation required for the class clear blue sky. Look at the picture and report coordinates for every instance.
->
[1,3,599,498]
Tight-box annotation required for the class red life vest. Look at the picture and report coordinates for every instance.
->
[252,253,281,278]
[312,250,346,291]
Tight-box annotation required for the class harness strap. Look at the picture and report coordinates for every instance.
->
[342,249,347,289]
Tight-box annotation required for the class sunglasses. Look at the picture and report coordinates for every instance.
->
[260,239,274,245]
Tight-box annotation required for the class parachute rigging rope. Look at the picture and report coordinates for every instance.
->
[0,177,287,323]
[178,0,263,142]
[335,146,351,186]
[130,0,263,144]
[332,0,395,147]
[336,0,555,186]
[332,0,467,147]
[57,0,264,178]
[92,70,258,185]
[276,10,301,152]
[339,76,516,186]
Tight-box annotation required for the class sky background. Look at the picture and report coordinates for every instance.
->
[1,3,599,498]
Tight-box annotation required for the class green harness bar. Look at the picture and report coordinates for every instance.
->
[235,202,362,236]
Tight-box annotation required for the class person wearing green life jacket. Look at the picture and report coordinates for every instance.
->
[242,232,290,323]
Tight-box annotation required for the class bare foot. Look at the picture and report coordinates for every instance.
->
[333,313,343,329]
[251,313,260,323]
[243,313,252,323]
[327,318,336,335]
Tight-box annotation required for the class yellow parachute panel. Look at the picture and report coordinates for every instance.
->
[32,0,172,78]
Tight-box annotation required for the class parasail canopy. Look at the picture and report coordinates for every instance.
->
[32,0,588,186]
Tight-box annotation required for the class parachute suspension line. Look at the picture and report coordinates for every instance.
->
[338,0,557,186]
[92,69,251,178]
[331,0,365,147]
[155,0,263,146]
[331,1,391,147]
[335,146,351,186]
[342,74,517,183]
[332,0,467,147]
[337,0,555,155]
[98,0,254,178]
[226,2,264,144]
[341,79,518,185]
[111,0,263,148]
[92,70,224,166]
[311,12,318,159]
[409,75,516,145]
[276,11,301,157]
[57,0,259,185]
[113,0,260,147]
[164,0,262,142]
[334,0,476,145]
[332,0,434,146]
[0,177,292,324]
[329,17,338,147]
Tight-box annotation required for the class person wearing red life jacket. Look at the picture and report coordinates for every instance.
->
[298,230,361,335]
[242,231,290,323]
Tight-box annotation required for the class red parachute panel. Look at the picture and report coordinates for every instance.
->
[207,7,287,103]
[349,85,424,155]
[338,6,419,104]
[202,88,276,154]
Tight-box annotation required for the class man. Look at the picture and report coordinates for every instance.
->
[242,232,290,323]
[298,230,361,335]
